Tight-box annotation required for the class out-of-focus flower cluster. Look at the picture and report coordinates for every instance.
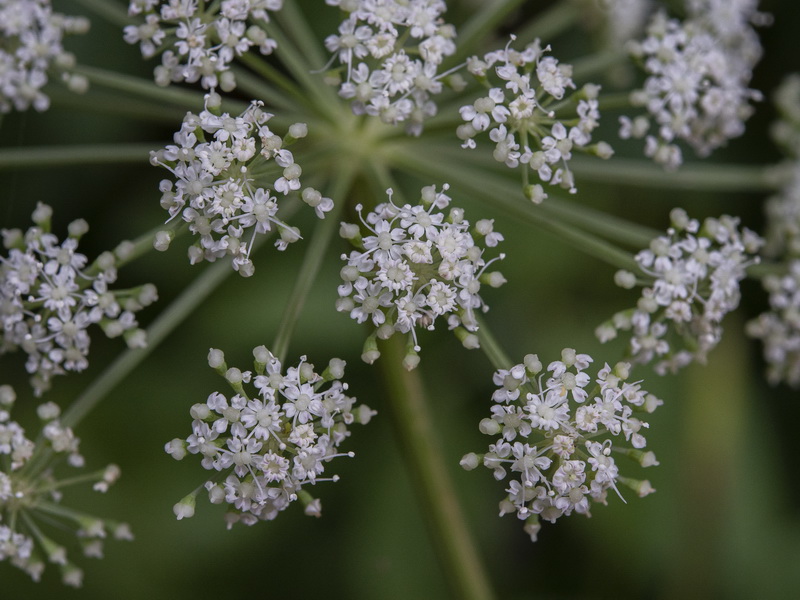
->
[323,0,458,135]
[1,204,157,396]
[337,185,506,369]
[461,350,660,542]
[166,347,375,528]
[151,92,331,275]
[124,0,283,91]
[459,38,612,199]
[598,209,762,375]
[0,0,89,113]
[620,1,768,169]
[0,385,131,587]
[747,74,800,387]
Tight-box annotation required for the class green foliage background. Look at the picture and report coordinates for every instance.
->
[2,1,800,598]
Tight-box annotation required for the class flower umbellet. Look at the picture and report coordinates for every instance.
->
[337,184,506,368]
[0,385,131,587]
[461,350,660,542]
[151,92,331,275]
[597,208,762,374]
[124,0,283,91]
[0,204,157,396]
[458,37,613,199]
[166,346,375,527]
[0,0,89,113]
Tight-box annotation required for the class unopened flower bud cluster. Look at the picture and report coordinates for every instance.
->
[1,204,157,396]
[152,93,331,276]
[337,185,505,368]
[0,385,131,587]
[621,4,765,169]
[459,37,612,198]
[167,347,375,528]
[124,0,283,91]
[597,209,762,374]
[461,350,660,542]
[0,0,90,113]
[324,0,458,136]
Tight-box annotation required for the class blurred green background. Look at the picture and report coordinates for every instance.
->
[2,1,800,598]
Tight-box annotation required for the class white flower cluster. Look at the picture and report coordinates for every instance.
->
[459,38,611,199]
[166,347,375,528]
[0,0,89,113]
[747,74,800,387]
[124,0,282,91]
[152,93,331,275]
[461,351,660,542]
[747,261,800,387]
[597,209,762,374]
[1,204,157,396]
[0,385,131,587]
[323,0,458,136]
[621,6,764,169]
[337,185,506,368]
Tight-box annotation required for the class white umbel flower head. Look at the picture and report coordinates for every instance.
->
[151,93,332,275]
[323,0,458,135]
[337,185,506,367]
[621,6,765,169]
[167,347,375,527]
[459,37,612,196]
[1,205,157,396]
[0,385,131,586]
[124,0,283,91]
[0,0,90,113]
[464,352,660,540]
[597,209,763,374]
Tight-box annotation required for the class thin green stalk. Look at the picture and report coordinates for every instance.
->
[75,65,249,113]
[539,197,658,248]
[514,1,581,45]
[379,336,495,600]
[0,143,155,170]
[73,0,132,27]
[451,0,527,61]
[262,22,341,122]
[571,50,628,82]
[390,145,639,270]
[233,55,310,115]
[597,92,634,112]
[475,315,514,372]
[271,169,355,362]
[49,88,189,123]
[275,0,328,72]
[569,156,776,192]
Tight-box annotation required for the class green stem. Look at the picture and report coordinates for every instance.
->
[274,0,328,73]
[597,92,634,112]
[571,50,628,82]
[272,169,355,363]
[379,336,495,600]
[569,156,776,192]
[451,0,527,61]
[49,88,189,123]
[391,145,639,270]
[233,55,309,115]
[75,65,247,113]
[73,0,132,27]
[514,1,581,44]
[0,143,155,170]
[475,316,514,372]
[262,22,341,122]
